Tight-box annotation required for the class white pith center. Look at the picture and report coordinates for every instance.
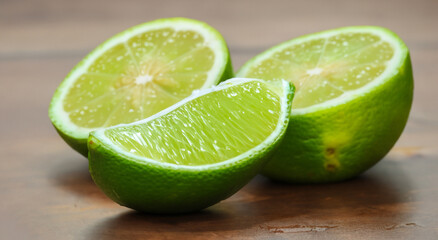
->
[135,75,153,85]
[306,67,323,76]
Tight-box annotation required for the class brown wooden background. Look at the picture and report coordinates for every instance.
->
[1,0,438,239]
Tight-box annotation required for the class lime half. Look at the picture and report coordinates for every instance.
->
[49,18,233,156]
[238,26,413,183]
[88,78,294,213]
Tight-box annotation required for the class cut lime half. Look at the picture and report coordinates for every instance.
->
[88,78,294,213]
[49,18,233,156]
[238,26,413,183]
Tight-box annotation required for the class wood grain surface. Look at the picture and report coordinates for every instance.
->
[1,0,438,239]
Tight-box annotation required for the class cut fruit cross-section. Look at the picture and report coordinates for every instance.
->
[49,18,233,156]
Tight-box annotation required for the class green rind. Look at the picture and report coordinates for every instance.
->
[49,17,233,157]
[88,80,294,213]
[220,51,235,82]
[262,51,413,183]
[88,135,270,213]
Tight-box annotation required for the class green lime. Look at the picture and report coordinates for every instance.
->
[49,18,233,156]
[237,26,413,183]
[88,78,294,213]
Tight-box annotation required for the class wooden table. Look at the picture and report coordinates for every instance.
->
[1,0,438,239]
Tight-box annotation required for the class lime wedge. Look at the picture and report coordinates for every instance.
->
[88,78,294,213]
[49,18,233,156]
[238,26,413,183]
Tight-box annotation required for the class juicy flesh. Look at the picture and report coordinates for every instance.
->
[64,28,216,128]
[105,81,282,166]
[243,32,395,109]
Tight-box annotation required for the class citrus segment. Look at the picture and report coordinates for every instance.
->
[88,78,294,213]
[105,80,282,165]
